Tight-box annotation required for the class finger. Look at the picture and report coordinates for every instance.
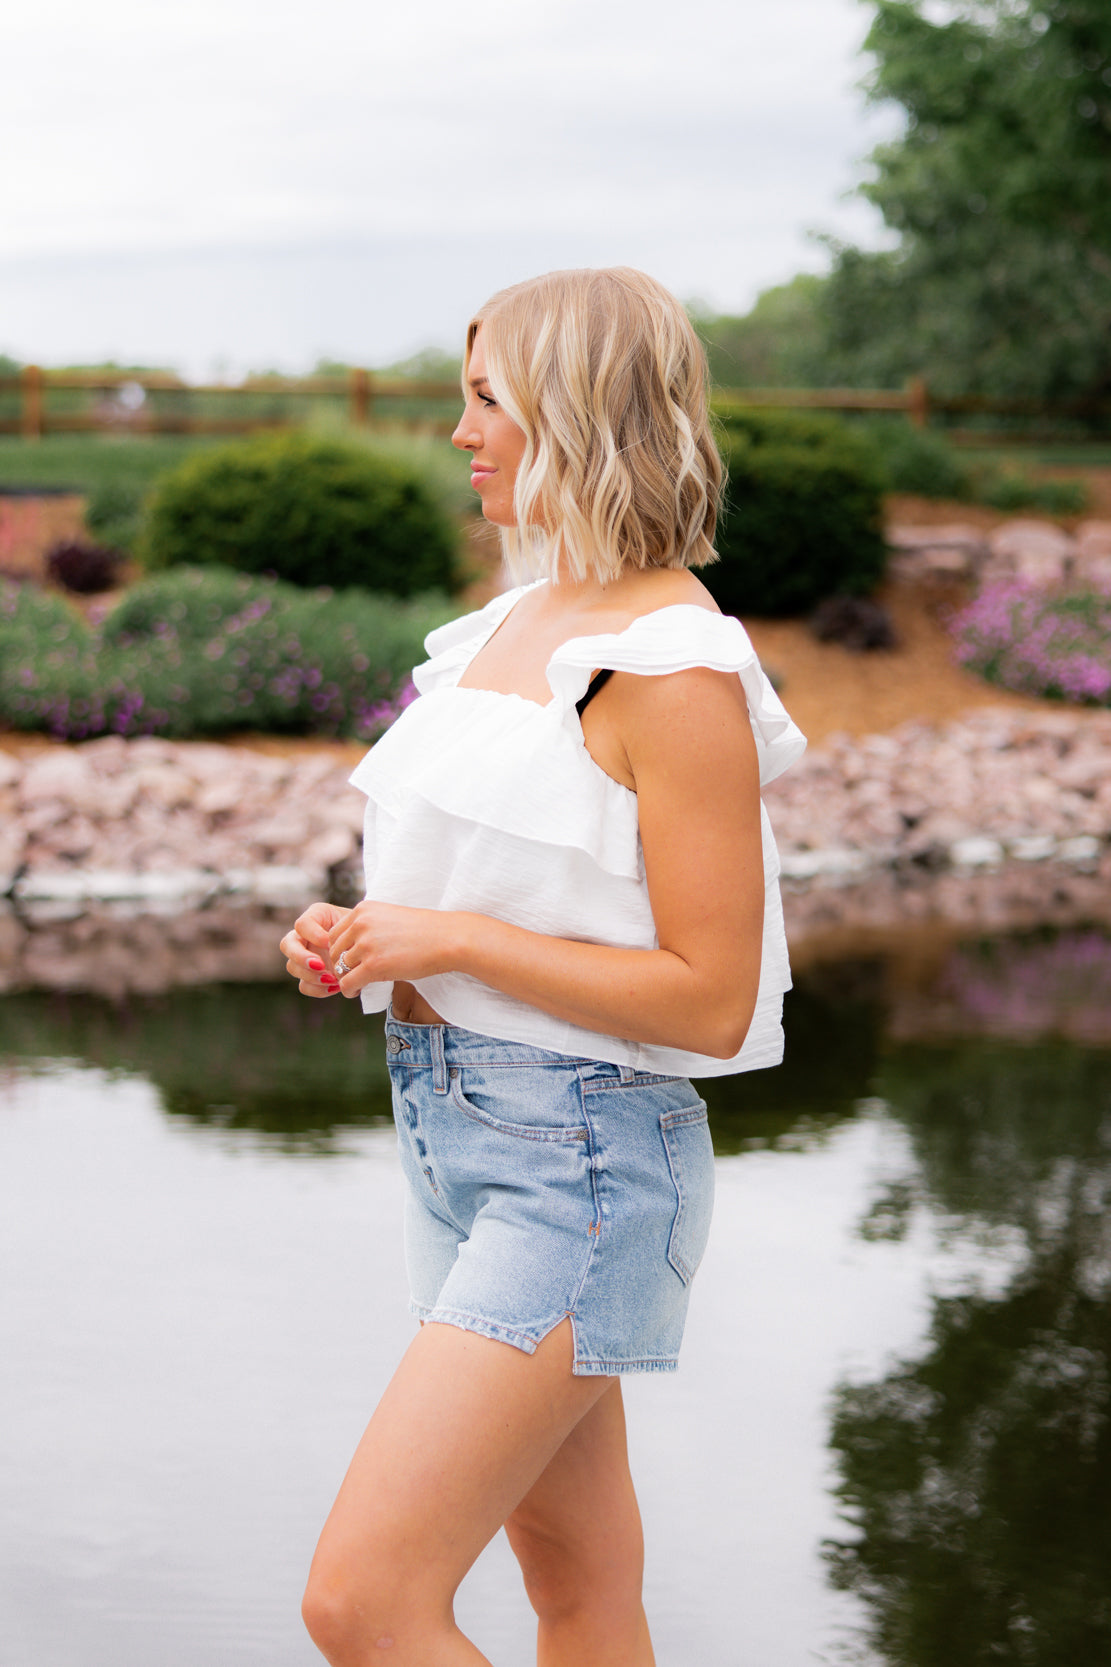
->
[328,917,354,956]
[330,949,359,996]
[298,978,340,999]
[296,906,340,952]
[286,955,339,991]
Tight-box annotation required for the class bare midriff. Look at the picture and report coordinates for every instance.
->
[391,981,447,1026]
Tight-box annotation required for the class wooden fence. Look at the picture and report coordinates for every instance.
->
[0,366,461,441]
[2,365,1109,443]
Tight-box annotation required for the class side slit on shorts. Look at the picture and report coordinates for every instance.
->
[385,1011,715,1376]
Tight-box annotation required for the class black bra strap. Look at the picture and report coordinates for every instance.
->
[575,666,615,717]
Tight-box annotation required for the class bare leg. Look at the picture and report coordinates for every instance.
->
[302,1317,612,1666]
[505,1382,655,1666]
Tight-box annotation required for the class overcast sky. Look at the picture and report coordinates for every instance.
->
[2,0,900,376]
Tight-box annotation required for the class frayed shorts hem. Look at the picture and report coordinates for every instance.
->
[410,1300,680,1376]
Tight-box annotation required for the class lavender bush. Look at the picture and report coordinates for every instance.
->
[950,581,1111,706]
[0,568,451,742]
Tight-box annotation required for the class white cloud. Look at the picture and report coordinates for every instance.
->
[0,0,900,368]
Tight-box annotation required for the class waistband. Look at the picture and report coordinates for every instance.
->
[383,1008,639,1093]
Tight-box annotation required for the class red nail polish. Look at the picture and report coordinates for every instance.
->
[321,974,339,985]
[307,958,324,971]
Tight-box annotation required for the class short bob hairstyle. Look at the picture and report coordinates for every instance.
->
[465,267,723,585]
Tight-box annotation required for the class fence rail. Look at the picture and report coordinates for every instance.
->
[0,366,462,440]
[2,366,1110,443]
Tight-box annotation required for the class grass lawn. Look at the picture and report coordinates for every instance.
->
[0,435,226,496]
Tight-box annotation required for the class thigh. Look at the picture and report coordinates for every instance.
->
[308,1317,612,1602]
[505,1379,644,1580]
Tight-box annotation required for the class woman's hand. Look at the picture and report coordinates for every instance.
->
[326,901,460,998]
[280,901,352,998]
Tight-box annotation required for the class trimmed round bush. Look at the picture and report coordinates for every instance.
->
[143,432,459,597]
[706,421,887,617]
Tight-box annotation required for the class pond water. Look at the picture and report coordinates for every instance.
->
[2,926,1110,1667]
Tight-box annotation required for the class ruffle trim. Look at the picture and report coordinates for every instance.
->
[413,592,805,787]
[547,607,805,786]
[349,689,644,880]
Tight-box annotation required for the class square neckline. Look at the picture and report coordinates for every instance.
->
[453,584,724,710]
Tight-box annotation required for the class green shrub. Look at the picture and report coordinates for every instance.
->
[85,480,145,552]
[977,472,1089,516]
[706,416,887,616]
[143,431,459,597]
[0,567,456,741]
[713,404,875,456]
[856,419,974,500]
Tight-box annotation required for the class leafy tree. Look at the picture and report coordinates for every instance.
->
[823,0,1111,401]
[691,275,829,388]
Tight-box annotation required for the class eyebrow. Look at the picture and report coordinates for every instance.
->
[468,375,491,390]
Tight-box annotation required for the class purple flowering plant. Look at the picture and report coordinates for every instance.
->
[935,930,1111,1045]
[949,580,1111,706]
[0,567,453,742]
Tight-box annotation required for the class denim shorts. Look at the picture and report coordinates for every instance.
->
[385,1013,715,1375]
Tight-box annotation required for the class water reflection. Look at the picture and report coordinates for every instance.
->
[0,984,395,1149]
[1,923,1110,1666]
[825,941,1111,1667]
[0,970,885,1157]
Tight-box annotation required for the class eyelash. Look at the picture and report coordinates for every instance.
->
[479,394,496,409]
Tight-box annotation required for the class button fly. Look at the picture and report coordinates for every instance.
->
[387,1035,403,1055]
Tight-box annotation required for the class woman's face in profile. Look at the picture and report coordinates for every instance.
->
[452,328,527,527]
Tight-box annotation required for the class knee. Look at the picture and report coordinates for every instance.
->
[301,1563,401,1663]
[301,1570,362,1661]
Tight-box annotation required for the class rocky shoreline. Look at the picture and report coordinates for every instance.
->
[2,704,1110,907]
[1,706,1109,998]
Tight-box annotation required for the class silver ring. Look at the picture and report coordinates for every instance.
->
[335,953,350,977]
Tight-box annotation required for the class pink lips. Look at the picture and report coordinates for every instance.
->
[470,465,496,487]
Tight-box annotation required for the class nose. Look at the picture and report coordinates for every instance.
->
[451,409,479,451]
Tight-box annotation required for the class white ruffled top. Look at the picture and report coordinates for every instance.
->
[348,584,807,1078]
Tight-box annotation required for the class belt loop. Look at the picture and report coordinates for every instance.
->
[618,1064,636,1083]
[431,1026,449,1094]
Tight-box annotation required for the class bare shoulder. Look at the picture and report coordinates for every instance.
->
[600,569,748,765]
[607,653,755,795]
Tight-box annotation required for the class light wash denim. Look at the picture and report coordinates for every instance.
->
[385,1013,714,1375]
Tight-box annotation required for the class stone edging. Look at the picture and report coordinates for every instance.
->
[2,703,1110,906]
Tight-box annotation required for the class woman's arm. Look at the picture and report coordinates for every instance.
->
[326,666,766,1059]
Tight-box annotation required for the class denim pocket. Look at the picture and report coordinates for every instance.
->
[659,1103,714,1284]
[448,1065,590,1143]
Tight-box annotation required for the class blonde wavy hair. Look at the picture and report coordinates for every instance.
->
[465,267,723,584]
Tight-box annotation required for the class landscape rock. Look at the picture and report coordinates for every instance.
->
[985,518,1076,587]
[1072,520,1111,590]
[886,523,990,582]
[763,706,1111,872]
[1,706,1110,915]
[3,740,367,902]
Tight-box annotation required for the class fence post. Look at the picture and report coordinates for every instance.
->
[21,364,44,440]
[349,367,372,427]
[906,375,929,430]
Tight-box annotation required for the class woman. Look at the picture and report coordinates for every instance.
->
[280,267,805,1667]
